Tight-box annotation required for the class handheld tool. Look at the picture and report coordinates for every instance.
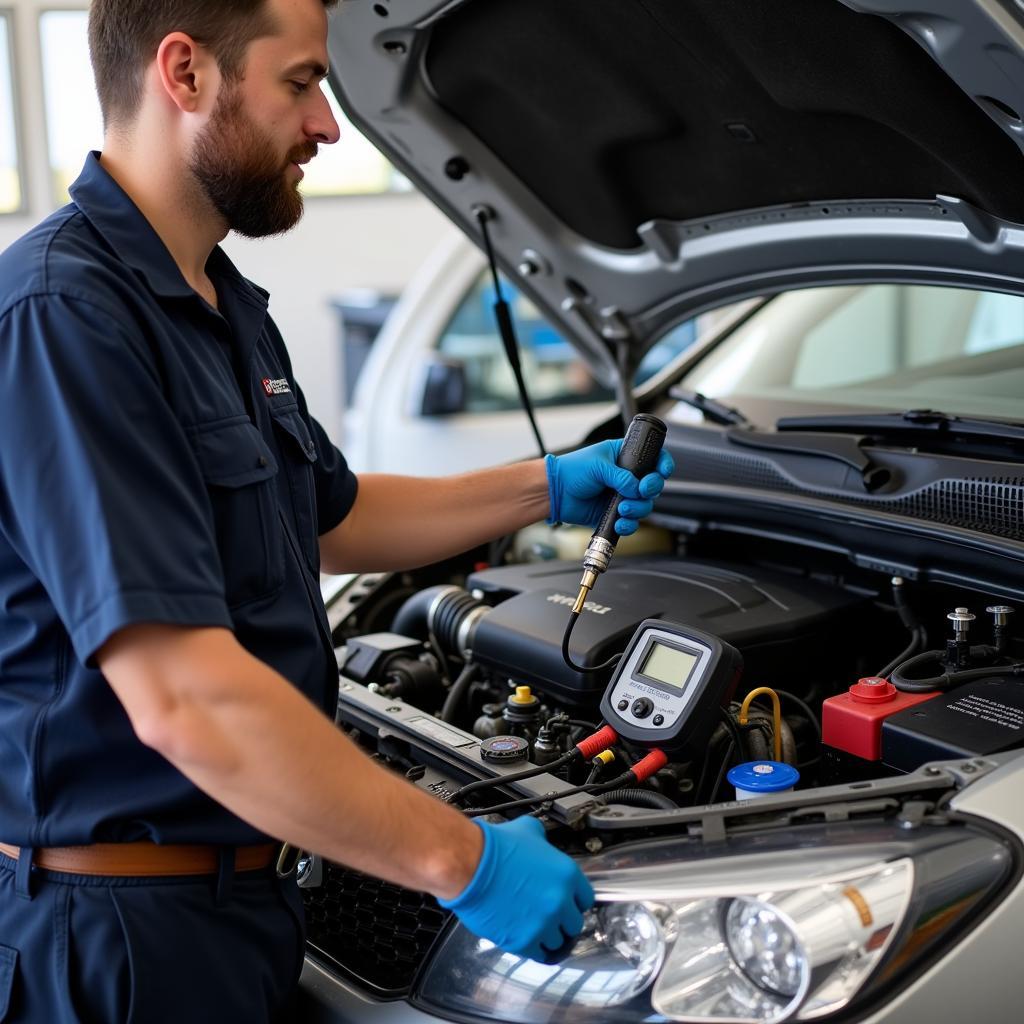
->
[572,413,668,614]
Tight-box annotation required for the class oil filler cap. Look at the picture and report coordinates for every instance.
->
[480,735,530,764]
[850,677,898,704]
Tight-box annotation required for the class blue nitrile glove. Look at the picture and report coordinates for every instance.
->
[439,816,595,961]
[545,439,675,536]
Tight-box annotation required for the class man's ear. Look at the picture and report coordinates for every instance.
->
[154,32,219,114]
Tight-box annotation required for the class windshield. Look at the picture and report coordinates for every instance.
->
[675,284,1024,426]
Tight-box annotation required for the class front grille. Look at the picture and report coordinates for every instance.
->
[302,860,451,996]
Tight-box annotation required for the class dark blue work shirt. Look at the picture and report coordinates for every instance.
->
[0,153,358,846]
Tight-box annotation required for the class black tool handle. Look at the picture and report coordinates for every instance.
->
[591,414,668,546]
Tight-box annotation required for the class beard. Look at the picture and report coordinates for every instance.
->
[188,84,317,239]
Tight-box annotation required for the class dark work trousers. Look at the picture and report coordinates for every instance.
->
[0,850,307,1023]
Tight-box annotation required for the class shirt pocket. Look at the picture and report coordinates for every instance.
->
[191,417,285,608]
[268,405,320,573]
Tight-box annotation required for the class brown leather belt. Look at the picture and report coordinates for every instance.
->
[0,841,278,877]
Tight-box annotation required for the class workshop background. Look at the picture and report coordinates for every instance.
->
[0,0,459,441]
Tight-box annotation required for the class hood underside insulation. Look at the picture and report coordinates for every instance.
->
[425,0,1024,249]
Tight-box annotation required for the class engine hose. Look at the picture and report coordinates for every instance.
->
[891,651,1024,692]
[877,626,925,680]
[391,585,488,654]
[440,662,479,724]
[593,788,677,811]
[745,721,770,762]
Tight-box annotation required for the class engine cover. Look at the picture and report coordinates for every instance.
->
[467,556,863,704]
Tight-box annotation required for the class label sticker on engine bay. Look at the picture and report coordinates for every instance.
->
[948,695,1024,731]
[407,716,479,748]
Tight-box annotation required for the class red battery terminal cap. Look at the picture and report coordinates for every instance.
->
[850,677,898,704]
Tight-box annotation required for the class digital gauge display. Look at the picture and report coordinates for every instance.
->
[639,642,698,692]
[599,618,743,751]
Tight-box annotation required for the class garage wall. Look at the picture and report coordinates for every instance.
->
[0,0,458,441]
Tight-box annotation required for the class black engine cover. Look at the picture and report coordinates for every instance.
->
[467,556,862,704]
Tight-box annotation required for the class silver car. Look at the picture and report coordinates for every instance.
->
[297,1,1024,1021]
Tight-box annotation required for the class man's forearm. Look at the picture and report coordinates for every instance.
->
[319,459,550,574]
[100,626,482,899]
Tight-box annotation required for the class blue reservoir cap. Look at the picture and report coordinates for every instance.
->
[727,760,800,794]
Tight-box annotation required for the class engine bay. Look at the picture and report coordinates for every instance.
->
[304,525,1024,994]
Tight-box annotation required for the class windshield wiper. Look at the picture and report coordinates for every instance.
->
[778,408,1024,444]
[669,387,750,426]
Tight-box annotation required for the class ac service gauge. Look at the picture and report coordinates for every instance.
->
[599,618,743,752]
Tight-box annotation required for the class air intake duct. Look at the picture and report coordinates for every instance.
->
[391,585,489,656]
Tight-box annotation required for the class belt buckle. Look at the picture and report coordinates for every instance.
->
[275,843,300,879]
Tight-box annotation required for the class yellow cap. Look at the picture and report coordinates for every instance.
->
[510,685,534,705]
[595,750,616,766]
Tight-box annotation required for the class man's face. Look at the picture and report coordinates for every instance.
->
[189,81,316,238]
[187,0,339,238]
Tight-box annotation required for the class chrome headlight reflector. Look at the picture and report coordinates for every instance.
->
[651,862,911,1022]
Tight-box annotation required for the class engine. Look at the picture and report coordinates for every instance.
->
[302,546,1024,993]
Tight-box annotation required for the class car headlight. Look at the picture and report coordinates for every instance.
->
[413,822,1013,1023]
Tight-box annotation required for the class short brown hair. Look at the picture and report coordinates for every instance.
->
[88,0,338,129]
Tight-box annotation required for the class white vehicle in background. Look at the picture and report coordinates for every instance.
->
[342,233,710,475]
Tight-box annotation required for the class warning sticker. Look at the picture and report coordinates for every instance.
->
[948,695,1024,732]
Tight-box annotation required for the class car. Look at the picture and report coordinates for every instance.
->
[343,231,720,475]
[296,2,1024,1022]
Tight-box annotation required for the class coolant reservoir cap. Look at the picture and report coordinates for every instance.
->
[727,760,800,795]
[480,735,530,764]
[850,677,898,704]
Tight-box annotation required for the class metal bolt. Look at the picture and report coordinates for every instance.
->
[987,605,1014,627]
[924,766,942,776]
[386,705,403,713]
[947,607,975,642]
[584,837,604,853]
[382,40,407,56]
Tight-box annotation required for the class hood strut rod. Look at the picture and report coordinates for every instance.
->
[473,205,548,460]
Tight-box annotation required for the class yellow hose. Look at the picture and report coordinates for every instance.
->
[738,686,782,762]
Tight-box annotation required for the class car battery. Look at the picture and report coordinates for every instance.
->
[882,675,1024,772]
[822,677,940,762]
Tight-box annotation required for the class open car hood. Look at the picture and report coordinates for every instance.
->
[326,0,1024,385]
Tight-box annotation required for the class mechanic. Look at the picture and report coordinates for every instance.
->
[0,1,674,1021]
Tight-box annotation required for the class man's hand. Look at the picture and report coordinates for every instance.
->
[440,817,594,961]
[545,439,675,535]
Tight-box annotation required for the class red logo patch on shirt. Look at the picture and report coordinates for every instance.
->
[262,378,292,396]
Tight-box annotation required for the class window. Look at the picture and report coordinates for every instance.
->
[0,10,23,214]
[38,10,408,203]
[39,10,102,203]
[436,270,698,414]
[679,283,1024,423]
[301,85,411,197]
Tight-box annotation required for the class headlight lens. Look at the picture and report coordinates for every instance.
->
[726,900,805,998]
[413,824,1013,1023]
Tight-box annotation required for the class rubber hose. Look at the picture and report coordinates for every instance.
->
[878,626,924,679]
[743,711,797,765]
[744,721,770,761]
[594,788,677,811]
[441,662,478,724]
[391,585,486,652]
[391,585,448,638]
[892,652,1024,692]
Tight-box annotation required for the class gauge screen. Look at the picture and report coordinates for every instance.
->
[639,641,699,691]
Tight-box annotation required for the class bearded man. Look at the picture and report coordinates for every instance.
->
[0,1,674,1020]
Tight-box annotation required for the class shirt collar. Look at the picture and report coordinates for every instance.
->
[68,151,270,312]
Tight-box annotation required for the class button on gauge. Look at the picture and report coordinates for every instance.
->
[617,699,629,711]
[631,698,654,719]
[653,714,665,726]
